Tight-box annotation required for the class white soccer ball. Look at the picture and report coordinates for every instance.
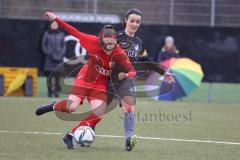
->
[73,126,95,147]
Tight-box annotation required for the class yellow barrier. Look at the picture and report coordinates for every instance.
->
[0,67,38,96]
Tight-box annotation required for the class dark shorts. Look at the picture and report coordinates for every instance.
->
[107,78,136,106]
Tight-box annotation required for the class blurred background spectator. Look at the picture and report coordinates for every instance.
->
[157,36,180,63]
[41,20,66,97]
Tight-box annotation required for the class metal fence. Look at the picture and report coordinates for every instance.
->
[1,0,240,27]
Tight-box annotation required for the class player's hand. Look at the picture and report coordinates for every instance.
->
[118,72,128,80]
[163,71,175,84]
[44,11,57,21]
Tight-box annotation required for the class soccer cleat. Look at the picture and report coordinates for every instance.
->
[125,135,138,151]
[63,133,75,149]
[35,102,55,116]
[91,125,96,131]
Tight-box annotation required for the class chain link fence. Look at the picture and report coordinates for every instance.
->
[1,0,240,27]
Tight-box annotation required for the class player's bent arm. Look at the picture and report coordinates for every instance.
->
[117,54,136,78]
[126,70,136,78]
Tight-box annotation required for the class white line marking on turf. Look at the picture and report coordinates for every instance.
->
[0,130,240,146]
[0,130,62,135]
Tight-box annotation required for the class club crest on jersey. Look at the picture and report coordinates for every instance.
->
[95,65,110,76]
[134,44,140,52]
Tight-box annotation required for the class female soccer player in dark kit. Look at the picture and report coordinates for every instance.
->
[106,8,175,151]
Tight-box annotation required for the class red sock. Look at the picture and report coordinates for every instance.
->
[72,113,101,133]
[53,100,70,113]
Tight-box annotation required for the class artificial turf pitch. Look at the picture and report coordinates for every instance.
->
[0,96,239,160]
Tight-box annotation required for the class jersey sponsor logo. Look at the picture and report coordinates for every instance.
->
[95,65,110,76]
[118,36,144,60]
[127,50,138,58]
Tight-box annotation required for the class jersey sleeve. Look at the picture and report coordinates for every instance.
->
[137,44,165,75]
[55,17,98,51]
[138,42,149,60]
[113,50,136,78]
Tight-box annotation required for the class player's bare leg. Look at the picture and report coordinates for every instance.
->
[35,95,81,149]
[67,99,106,148]
[61,95,81,149]
[71,99,106,131]
[35,94,81,116]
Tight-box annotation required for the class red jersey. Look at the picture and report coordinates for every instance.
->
[56,18,136,85]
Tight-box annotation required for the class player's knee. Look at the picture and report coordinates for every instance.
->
[90,100,107,117]
[68,101,79,112]
[121,101,135,112]
[122,96,135,105]
[122,104,135,112]
[67,95,81,112]
[121,96,135,112]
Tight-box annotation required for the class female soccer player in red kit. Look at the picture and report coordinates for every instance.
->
[36,12,136,149]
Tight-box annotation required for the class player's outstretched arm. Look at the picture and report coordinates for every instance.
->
[135,62,174,84]
[137,52,175,84]
[137,45,174,84]
[137,49,165,75]
[134,62,165,75]
[162,70,175,84]
[44,11,96,49]
[44,11,57,20]
[45,12,82,38]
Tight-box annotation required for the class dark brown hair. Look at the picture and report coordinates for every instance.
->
[122,8,142,27]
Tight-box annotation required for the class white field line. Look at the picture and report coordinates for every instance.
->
[0,130,240,146]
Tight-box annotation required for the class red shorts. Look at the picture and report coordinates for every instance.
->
[70,66,106,104]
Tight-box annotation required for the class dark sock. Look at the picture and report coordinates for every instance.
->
[35,102,54,115]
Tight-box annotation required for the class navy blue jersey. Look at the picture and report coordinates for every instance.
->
[110,30,165,83]
[117,30,148,63]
